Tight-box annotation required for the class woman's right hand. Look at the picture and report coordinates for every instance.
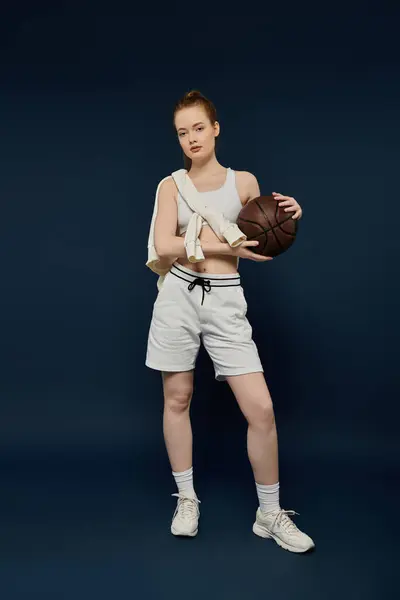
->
[231,241,273,262]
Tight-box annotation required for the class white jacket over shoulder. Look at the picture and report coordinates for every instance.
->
[146,169,246,288]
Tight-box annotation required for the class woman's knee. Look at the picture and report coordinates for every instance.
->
[227,373,275,428]
[162,371,193,413]
[259,401,275,426]
[249,399,275,429]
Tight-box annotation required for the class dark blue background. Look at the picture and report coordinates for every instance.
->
[0,2,398,599]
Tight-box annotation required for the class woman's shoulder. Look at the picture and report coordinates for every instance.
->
[156,175,178,203]
[232,170,259,185]
[157,168,186,188]
[156,174,174,191]
[232,170,260,204]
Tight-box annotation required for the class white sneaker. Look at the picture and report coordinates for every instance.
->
[253,507,315,553]
[171,492,201,537]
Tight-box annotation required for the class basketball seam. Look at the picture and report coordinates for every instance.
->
[237,199,298,255]
[237,220,296,240]
[237,214,296,237]
[274,201,299,237]
[254,200,285,252]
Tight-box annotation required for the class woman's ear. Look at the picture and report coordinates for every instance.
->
[214,120,220,138]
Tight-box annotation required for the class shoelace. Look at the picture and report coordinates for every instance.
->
[270,509,300,534]
[171,493,201,520]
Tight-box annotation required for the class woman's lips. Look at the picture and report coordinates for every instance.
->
[191,146,202,153]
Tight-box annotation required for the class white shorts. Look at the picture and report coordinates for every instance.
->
[145,262,263,381]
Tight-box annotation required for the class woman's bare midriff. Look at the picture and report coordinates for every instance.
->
[177,224,239,274]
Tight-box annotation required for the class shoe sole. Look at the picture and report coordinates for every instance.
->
[171,526,198,537]
[252,522,315,553]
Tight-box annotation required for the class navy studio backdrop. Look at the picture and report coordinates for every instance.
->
[0,3,398,599]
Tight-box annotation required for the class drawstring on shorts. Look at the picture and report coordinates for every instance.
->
[187,277,211,305]
[169,263,241,306]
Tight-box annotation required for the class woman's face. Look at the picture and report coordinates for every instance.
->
[174,105,219,163]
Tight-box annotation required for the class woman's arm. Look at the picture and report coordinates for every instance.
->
[235,171,261,205]
[246,172,261,202]
[154,178,233,259]
[239,170,303,220]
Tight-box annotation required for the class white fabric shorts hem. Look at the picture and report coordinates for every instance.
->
[215,367,264,382]
[145,361,195,374]
[146,361,264,382]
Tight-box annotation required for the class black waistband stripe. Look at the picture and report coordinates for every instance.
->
[169,265,241,305]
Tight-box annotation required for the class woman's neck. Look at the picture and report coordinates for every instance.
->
[188,154,224,177]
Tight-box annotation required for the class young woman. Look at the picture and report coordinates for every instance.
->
[145,90,315,553]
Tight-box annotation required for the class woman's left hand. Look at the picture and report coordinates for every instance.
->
[272,192,302,220]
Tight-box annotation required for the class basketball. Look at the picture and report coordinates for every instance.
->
[236,195,298,257]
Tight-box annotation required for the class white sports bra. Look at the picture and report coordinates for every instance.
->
[176,168,243,235]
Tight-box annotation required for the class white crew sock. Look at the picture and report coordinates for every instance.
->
[172,467,196,498]
[256,481,281,514]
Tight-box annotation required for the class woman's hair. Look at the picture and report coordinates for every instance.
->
[173,90,218,171]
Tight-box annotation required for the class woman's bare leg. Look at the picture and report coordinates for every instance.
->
[226,371,315,551]
[226,372,279,485]
[162,370,194,473]
[162,370,200,536]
